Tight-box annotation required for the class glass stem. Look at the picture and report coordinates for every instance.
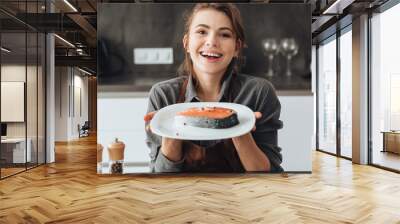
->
[268,55,274,77]
[286,56,292,77]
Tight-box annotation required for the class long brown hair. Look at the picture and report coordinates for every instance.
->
[179,3,246,79]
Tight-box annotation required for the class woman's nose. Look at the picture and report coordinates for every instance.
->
[205,34,218,47]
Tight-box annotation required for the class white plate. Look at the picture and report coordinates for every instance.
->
[150,102,255,140]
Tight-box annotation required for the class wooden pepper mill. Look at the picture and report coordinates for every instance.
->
[107,138,125,174]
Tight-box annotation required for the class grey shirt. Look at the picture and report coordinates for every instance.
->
[145,72,283,173]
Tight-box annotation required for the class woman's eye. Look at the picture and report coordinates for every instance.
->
[196,30,207,35]
[221,33,232,38]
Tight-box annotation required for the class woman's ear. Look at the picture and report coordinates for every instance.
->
[183,34,189,53]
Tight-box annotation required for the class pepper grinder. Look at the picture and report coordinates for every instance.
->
[107,138,125,174]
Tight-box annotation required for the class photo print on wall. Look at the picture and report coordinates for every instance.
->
[97,2,313,174]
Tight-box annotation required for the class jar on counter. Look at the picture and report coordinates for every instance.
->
[107,138,125,174]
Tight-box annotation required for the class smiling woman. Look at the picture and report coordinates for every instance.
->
[144,3,284,173]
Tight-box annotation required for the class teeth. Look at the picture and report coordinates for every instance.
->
[200,52,222,58]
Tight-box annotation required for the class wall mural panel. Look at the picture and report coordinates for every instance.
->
[97,3,312,174]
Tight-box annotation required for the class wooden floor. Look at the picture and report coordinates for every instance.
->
[1,135,400,223]
[373,151,400,171]
[1,167,26,178]
[1,163,45,178]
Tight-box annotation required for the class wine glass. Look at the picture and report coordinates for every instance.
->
[262,38,279,78]
[280,38,299,77]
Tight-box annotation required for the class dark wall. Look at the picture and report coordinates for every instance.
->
[98,3,311,91]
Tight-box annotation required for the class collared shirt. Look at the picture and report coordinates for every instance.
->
[145,72,283,173]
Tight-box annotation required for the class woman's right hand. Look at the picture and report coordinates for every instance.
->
[144,111,158,132]
[144,111,157,122]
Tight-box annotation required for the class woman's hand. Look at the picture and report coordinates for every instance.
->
[144,111,158,132]
[233,111,261,141]
[233,111,262,141]
[144,111,157,122]
[232,111,270,171]
[251,112,262,132]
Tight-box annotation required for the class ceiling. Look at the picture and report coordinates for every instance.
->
[1,0,97,73]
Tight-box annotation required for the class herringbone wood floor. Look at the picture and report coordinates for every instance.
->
[1,135,400,224]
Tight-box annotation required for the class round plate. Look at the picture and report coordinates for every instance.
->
[150,102,255,140]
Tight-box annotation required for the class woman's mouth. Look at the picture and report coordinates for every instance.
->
[199,51,223,62]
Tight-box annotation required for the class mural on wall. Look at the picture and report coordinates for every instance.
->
[97,3,312,174]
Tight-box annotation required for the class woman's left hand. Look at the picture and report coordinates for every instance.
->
[231,111,270,172]
[251,112,262,132]
[232,111,262,141]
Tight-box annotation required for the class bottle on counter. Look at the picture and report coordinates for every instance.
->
[107,138,125,174]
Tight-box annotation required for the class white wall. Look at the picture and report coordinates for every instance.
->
[98,94,314,172]
[54,67,89,141]
[1,64,46,163]
[98,97,149,163]
[73,73,89,136]
[1,65,39,137]
[55,67,69,141]
[279,95,313,172]
[1,66,27,139]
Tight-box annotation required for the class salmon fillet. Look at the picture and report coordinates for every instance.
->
[175,107,239,129]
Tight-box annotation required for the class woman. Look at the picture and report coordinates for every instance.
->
[145,3,283,173]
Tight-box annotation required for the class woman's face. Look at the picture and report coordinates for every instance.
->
[184,9,239,77]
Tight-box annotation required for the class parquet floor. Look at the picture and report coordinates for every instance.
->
[1,167,25,178]
[1,135,400,223]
